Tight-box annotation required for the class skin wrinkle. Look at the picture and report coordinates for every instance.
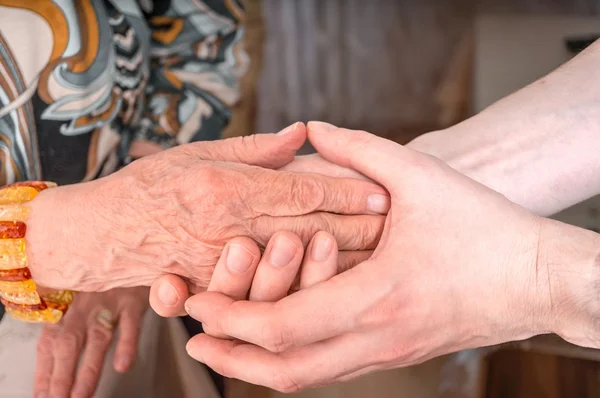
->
[68,178,148,290]
[30,130,390,293]
[133,165,210,268]
[117,161,235,286]
[230,174,256,218]
[536,220,555,317]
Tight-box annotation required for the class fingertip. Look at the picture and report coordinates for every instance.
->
[243,123,306,169]
[223,237,261,274]
[301,231,339,289]
[273,121,307,155]
[186,334,205,362]
[113,355,133,373]
[307,121,337,134]
[270,230,303,250]
[277,121,306,138]
[311,231,337,260]
[366,193,391,214]
[264,231,304,269]
[185,291,236,321]
[149,275,189,317]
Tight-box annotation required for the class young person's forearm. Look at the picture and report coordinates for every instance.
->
[409,40,600,216]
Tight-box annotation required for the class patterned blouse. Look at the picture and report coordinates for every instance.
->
[0,0,248,185]
[0,0,247,322]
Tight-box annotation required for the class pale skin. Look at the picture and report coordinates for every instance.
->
[24,123,389,294]
[34,288,148,398]
[30,32,600,398]
[174,40,600,392]
[408,40,600,216]
[26,124,388,398]
[182,126,600,392]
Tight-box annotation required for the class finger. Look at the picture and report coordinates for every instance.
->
[34,325,60,396]
[307,121,415,189]
[251,171,390,216]
[149,274,189,317]
[207,237,261,299]
[204,237,261,338]
[71,318,114,398]
[289,250,373,293]
[113,308,144,373]
[185,265,370,352]
[249,231,303,301]
[190,122,306,168]
[49,315,86,398]
[281,154,371,181]
[251,213,385,250]
[337,250,373,273]
[186,332,371,393]
[300,232,338,289]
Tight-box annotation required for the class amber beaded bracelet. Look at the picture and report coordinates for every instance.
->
[0,181,73,323]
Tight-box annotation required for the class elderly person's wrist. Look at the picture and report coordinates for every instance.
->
[25,176,163,291]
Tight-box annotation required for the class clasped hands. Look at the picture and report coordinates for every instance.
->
[28,120,600,395]
[152,122,600,392]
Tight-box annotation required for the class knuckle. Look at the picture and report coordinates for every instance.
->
[37,332,55,356]
[271,370,301,393]
[297,213,334,246]
[78,366,101,385]
[352,216,384,249]
[241,134,261,154]
[88,324,113,345]
[350,129,372,143]
[55,332,84,359]
[196,164,222,186]
[347,130,375,151]
[346,225,370,250]
[260,320,293,353]
[123,310,144,328]
[375,342,417,365]
[49,379,71,395]
[290,176,324,213]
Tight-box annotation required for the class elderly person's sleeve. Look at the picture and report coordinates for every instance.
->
[134,1,248,148]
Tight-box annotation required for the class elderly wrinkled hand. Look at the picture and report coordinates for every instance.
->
[34,288,148,398]
[24,123,389,294]
[182,123,600,392]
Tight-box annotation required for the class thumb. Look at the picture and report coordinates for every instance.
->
[280,154,372,181]
[307,121,406,187]
[149,275,190,317]
[190,122,306,169]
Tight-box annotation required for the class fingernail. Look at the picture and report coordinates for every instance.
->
[277,122,299,136]
[268,235,298,267]
[158,282,179,306]
[226,243,255,273]
[367,194,391,214]
[308,121,337,132]
[37,393,48,398]
[311,234,333,262]
[115,355,132,372]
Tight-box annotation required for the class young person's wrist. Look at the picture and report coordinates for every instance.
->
[536,218,600,348]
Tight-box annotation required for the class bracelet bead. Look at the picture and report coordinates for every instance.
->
[0,182,73,323]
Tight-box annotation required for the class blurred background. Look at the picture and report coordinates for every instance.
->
[224,0,600,397]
